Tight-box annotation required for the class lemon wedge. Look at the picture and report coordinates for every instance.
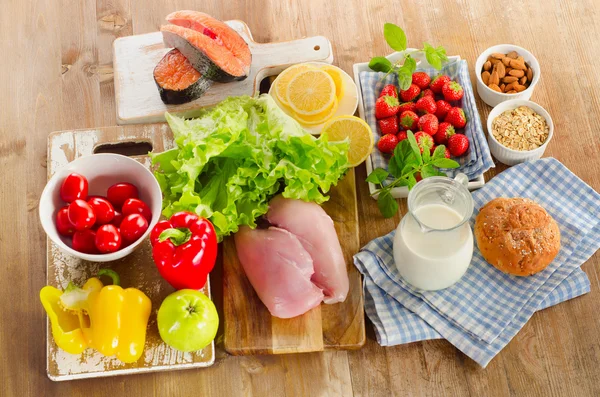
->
[273,64,317,106]
[294,97,339,126]
[286,69,336,116]
[320,65,345,101]
[321,116,374,167]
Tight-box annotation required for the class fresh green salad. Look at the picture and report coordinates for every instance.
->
[151,94,349,240]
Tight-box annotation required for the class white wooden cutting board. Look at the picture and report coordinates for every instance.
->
[113,20,333,125]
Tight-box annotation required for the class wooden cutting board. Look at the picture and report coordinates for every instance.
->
[223,168,366,355]
[113,20,333,125]
[46,124,214,381]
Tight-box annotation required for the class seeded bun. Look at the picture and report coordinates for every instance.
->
[474,198,560,276]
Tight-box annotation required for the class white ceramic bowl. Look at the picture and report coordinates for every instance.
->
[486,99,554,166]
[475,44,540,107]
[39,153,162,262]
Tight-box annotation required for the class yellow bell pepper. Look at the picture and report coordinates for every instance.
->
[39,269,152,363]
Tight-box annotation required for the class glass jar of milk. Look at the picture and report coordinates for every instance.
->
[393,174,474,291]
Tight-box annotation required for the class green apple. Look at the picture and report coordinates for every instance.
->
[157,289,219,352]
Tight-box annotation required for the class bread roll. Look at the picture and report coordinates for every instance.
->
[474,198,560,276]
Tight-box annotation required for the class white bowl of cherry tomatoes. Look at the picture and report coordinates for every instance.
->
[39,153,162,262]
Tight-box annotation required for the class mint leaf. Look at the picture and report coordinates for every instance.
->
[424,43,446,70]
[420,164,437,179]
[406,131,423,164]
[388,155,402,178]
[407,174,417,189]
[432,145,447,160]
[397,66,412,90]
[366,168,390,184]
[377,190,399,218]
[403,55,417,74]
[423,145,431,162]
[369,56,393,73]
[432,158,460,168]
[401,163,417,175]
[383,23,407,52]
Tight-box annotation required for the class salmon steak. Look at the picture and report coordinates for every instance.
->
[161,11,252,83]
[153,49,213,104]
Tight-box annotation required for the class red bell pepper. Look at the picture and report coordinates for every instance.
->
[150,212,217,290]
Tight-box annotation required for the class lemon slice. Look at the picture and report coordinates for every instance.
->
[286,69,336,116]
[321,116,374,167]
[320,65,345,101]
[294,97,339,126]
[273,64,317,106]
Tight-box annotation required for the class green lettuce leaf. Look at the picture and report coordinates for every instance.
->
[150,95,349,240]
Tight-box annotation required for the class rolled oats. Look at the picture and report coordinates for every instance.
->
[491,106,549,151]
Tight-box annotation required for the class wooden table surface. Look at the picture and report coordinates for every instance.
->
[2,0,599,395]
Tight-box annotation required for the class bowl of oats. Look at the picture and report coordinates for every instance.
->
[487,99,553,165]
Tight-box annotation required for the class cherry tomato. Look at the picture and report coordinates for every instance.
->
[56,206,76,236]
[107,182,139,209]
[60,173,88,203]
[72,229,98,254]
[68,199,96,231]
[87,196,115,225]
[120,213,149,243]
[95,224,122,253]
[122,198,152,222]
[111,210,124,227]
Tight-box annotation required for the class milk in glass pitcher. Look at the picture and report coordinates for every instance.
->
[393,174,474,291]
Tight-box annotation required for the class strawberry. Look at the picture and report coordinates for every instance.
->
[379,84,398,98]
[442,81,464,102]
[375,95,400,119]
[397,131,408,142]
[412,72,431,90]
[433,122,455,145]
[430,75,451,94]
[415,172,422,182]
[377,133,399,154]
[415,96,437,115]
[444,147,451,158]
[399,110,419,131]
[417,113,439,136]
[418,89,435,99]
[398,101,416,113]
[445,107,467,128]
[414,131,434,154]
[399,84,421,102]
[435,100,452,120]
[447,134,470,156]
[378,116,399,135]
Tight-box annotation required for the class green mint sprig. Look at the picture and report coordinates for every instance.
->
[368,23,449,90]
[366,131,460,218]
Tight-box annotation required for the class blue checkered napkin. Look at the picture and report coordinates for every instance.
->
[354,158,600,366]
[359,60,494,181]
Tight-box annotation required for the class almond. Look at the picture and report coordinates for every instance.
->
[509,69,525,77]
[505,82,517,92]
[482,71,491,84]
[503,76,519,83]
[517,56,524,63]
[496,62,506,78]
[489,70,500,86]
[506,90,518,94]
[490,58,501,65]
[520,76,527,85]
[502,57,511,66]
[509,59,527,70]
[507,51,518,59]
[491,53,505,59]
[500,83,506,92]
[488,83,501,92]
[514,84,527,92]
[483,61,492,71]
[527,67,533,81]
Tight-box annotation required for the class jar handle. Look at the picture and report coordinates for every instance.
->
[453,173,469,187]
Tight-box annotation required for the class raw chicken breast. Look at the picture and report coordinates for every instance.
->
[234,226,324,318]
[267,196,349,304]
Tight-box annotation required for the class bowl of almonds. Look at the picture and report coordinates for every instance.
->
[486,99,553,166]
[475,44,540,107]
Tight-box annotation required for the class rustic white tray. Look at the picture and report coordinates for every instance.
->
[352,50,486,199]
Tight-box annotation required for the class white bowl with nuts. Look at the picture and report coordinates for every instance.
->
[486,99,553,166]
[476,44,540,107]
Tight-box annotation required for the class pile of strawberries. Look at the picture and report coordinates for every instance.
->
[375,72,470,158]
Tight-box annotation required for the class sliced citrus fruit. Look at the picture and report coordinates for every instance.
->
[286,69,336,116]
[321,116,374,167]
[320,65,345,101]
[294,97,339,126]
[273,64,317,106]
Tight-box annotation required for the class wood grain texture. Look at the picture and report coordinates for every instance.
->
[223,169,364,355]
[2,0,600,395]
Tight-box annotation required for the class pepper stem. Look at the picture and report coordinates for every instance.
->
[159,228,192,246]
[97,269,120,286]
